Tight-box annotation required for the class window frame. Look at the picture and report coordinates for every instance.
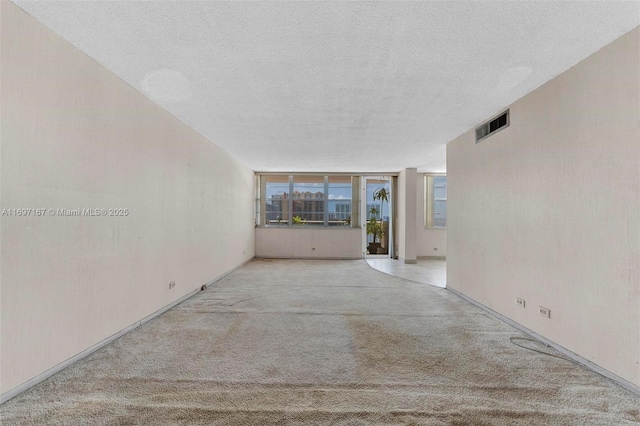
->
[424,174,447,229]
[258,174,355,228]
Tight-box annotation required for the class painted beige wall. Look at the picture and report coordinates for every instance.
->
[255,227,362,259]
[1,2,255,394]
[416,175,447,257]
[447,27,640,386]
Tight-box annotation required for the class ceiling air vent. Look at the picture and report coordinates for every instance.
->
[475,110,509,143]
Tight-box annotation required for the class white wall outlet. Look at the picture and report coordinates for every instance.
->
[539,306,551,318]
[169,281,175,289]
[516,298,526,308]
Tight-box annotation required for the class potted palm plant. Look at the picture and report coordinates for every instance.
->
[366,207,384,254]
[372,187,389,218]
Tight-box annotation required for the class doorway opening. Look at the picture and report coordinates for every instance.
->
[363,177,393,257]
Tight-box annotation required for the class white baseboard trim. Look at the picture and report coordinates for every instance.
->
[446,287,640,397]
[0,257,255,405]
[255,256,362,260]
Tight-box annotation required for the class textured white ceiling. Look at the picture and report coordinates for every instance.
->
[12,1,640,173]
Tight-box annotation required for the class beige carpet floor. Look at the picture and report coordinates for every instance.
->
[1,259,639,425]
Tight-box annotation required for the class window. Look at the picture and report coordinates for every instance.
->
[328,176,352,226]
[265,175,290,225]
[293,175,325,225]
[425,175,446,228]
[258,175,353,227]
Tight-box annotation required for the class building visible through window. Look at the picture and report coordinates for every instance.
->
[260,175,352,226]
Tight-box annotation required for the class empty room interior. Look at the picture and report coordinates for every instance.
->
[1,1,639,424]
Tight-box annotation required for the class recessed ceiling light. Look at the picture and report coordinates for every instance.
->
[140,68,192,102]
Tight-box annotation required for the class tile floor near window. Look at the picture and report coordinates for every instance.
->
[365,257,446,288]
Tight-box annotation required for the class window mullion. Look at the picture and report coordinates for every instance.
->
[288,175,293,226]
[259,175,266,226]
[323,176,329,226]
